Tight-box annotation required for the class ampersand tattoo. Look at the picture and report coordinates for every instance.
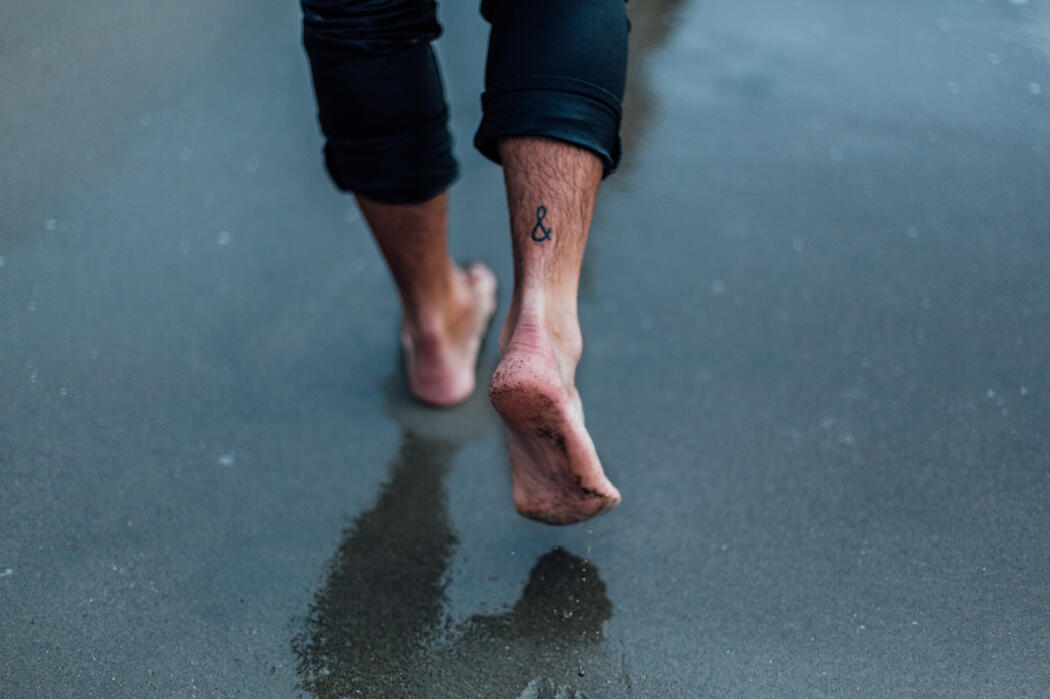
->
[530,205,553,242]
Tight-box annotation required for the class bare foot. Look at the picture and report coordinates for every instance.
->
[489,315,620,525]
[402,263,497,406]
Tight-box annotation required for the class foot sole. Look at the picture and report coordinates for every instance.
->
[490,349,620,525]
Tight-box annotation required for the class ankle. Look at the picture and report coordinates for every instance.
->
[503,296,583,365]
[402,269,476,341]
[402,312,445,354]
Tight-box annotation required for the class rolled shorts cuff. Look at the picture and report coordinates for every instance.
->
[323,112,459,204]
[474,75,623,176]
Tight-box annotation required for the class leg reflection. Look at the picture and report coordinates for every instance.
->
[426,548,616,697]
[292,431,459,697]
[292,427,617,696]
[464,547,612,644]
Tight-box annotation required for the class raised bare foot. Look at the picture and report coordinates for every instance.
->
[489,314,620,524]
[401,263,497,406]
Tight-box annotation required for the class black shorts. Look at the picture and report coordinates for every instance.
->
[301,0,629,204]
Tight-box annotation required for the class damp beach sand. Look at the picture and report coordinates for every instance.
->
[2,0,1048,695]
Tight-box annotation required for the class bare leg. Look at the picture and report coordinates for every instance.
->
[356,192,497,406]
[489,137,621,525]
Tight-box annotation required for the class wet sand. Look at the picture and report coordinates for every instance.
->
[2,0,1048,695]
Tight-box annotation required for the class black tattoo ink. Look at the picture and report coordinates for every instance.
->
[530,205,553,242]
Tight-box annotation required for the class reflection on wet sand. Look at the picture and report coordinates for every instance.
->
[291,431,458,696]
[427,547,613,697]
[292,426,616,697]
